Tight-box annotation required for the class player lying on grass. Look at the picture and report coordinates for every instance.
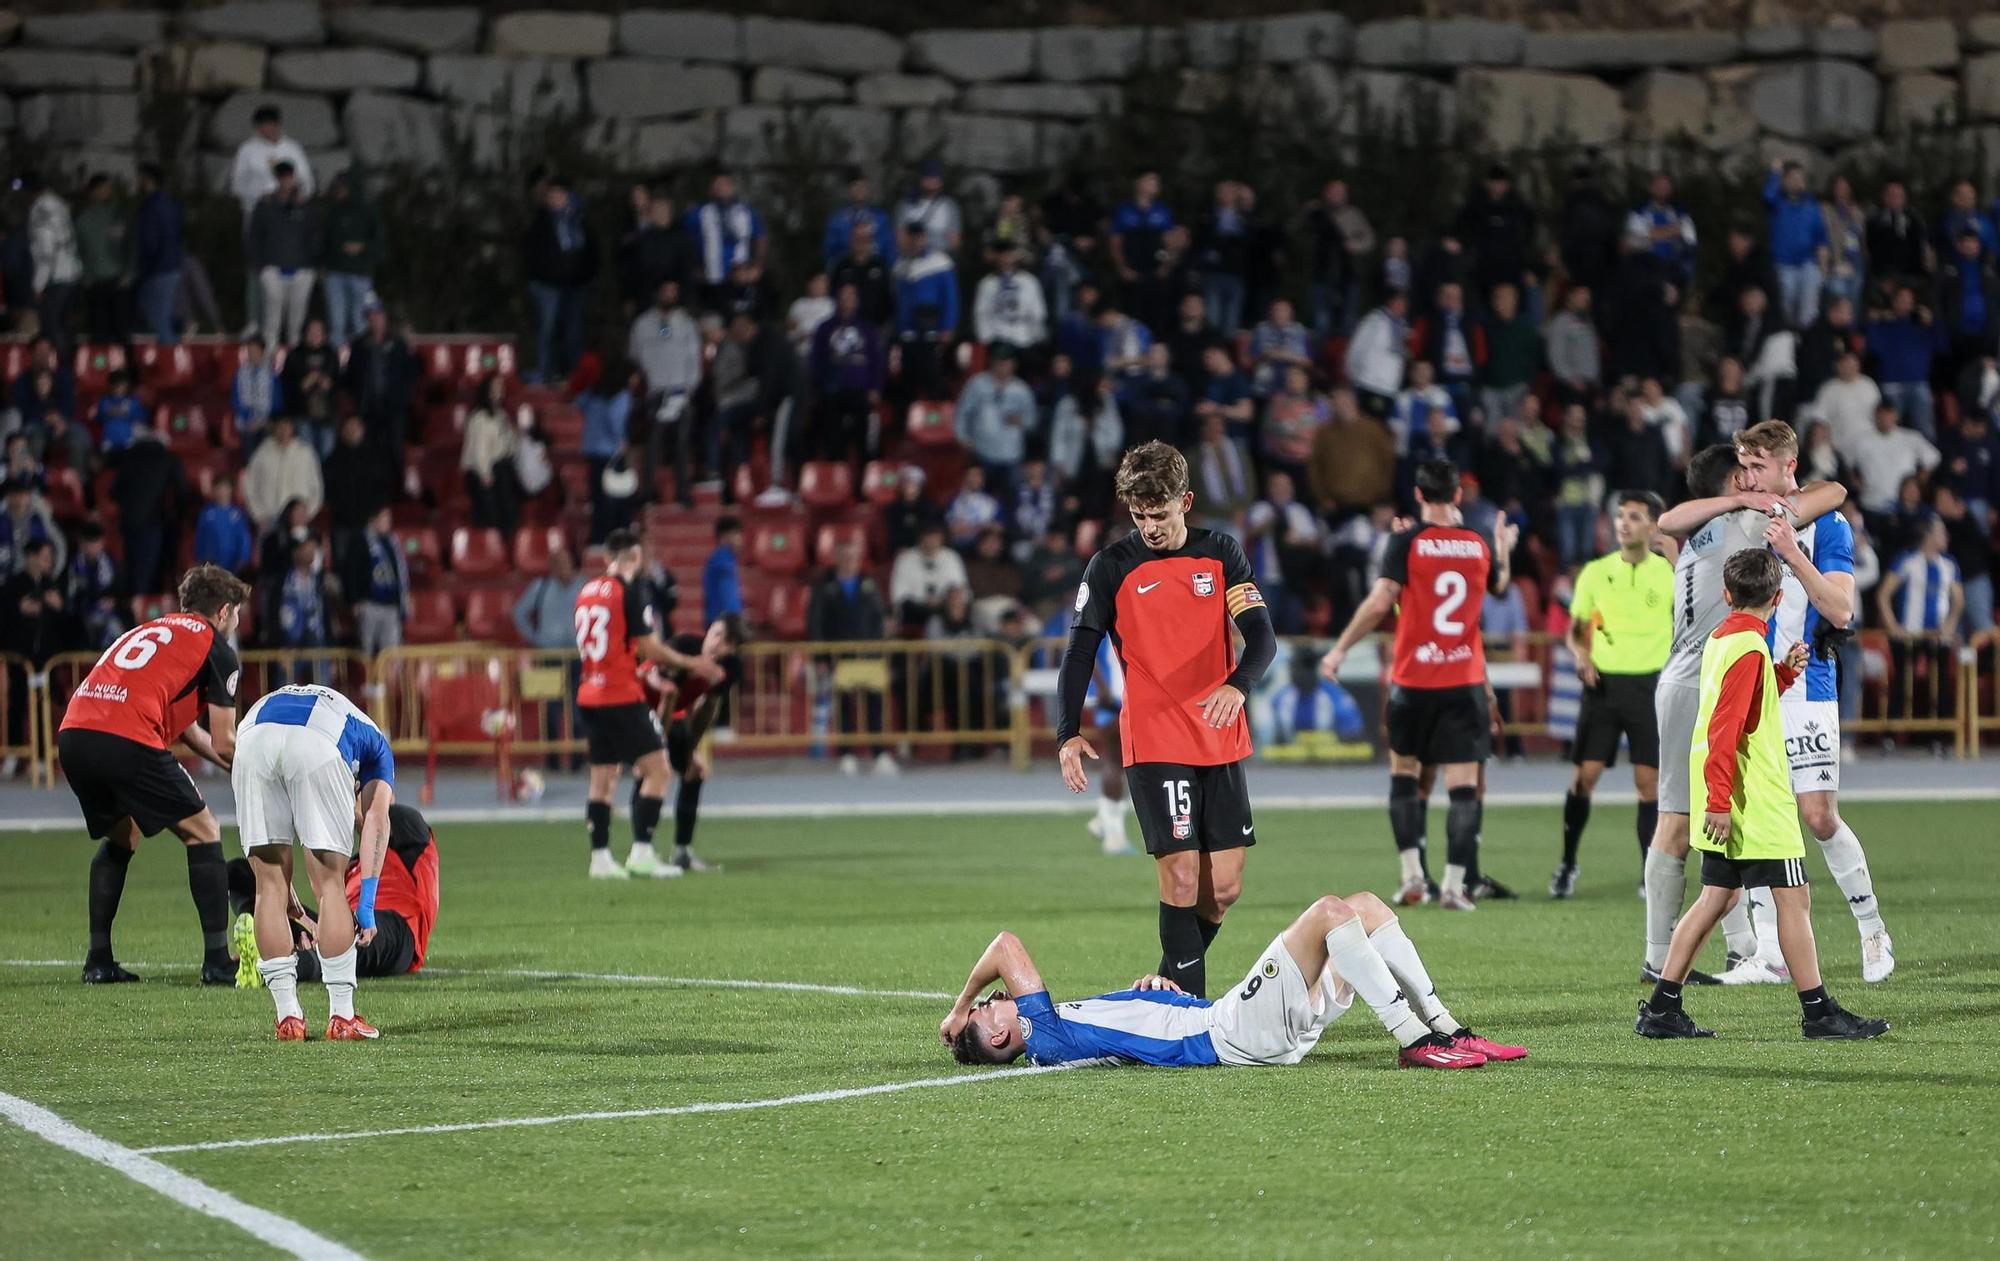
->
[1636,550,1886,1042]
[941,891,1526,1070]
[226,803,439,984]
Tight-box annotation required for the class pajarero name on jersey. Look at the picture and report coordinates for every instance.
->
[1383,523,1492,690]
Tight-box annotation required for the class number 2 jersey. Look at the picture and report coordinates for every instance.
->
[60,614,240,749]
[1381,523,1493,690]
[574,574,656,708]
[1067,528,1265,767]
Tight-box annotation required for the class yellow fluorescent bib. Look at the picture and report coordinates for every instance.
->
[1689,627,1802,860]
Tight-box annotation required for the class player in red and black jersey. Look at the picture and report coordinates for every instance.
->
[574,529,726,881]
[639,612,746,874]
[1320,459,1518,911]
[1056,442,1278,997]
[56,564,252,985]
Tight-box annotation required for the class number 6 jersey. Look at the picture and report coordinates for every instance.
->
[1381,523,1493,690]
[61,614,240,748]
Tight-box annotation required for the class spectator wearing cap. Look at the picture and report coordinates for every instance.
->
[522,176,599,384]
[693,173,766,306]
[1763,159,1829,328]
[954,345,1036,499]
[882,466,940,555]
[1109,169,1173,293]
[896,160,962,255]
[1455,164,1537,307]
[1556,162,1621,300]
[890,519,969,628]
[1936,225,2000,377]
[230,104,314,338]
[248,159,317,349]
[24,172,82,357]
[133,162,184,345]
[824,172,896,270]
[1344,289,1408,417]
[893,220,959,401]
[973,241,1047,358]
[319,171,382,348]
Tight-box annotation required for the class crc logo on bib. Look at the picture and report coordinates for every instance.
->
[1192,572,1214,597]
[1171,813,1192,840]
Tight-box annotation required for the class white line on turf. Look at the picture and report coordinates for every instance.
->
[135,1066,1059,1155]
[0,1088,368,1260]
[0,959,954,1001]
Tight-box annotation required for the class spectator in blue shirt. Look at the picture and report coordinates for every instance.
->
[1192,343,1254,444]
[1937,179,1997,260]
[1937,227,2000,373]
[703,515,744,626]
[92,371,148,454]
[894,221,958,401]
[231,339,282,453]
[194,476,254,573]
[1865,284,1945,439]
[692,172,766,298]
[1763,160,1829,328]
[133,162,183,345]
[822,172,895,270]
[1054,281,1105,373]
[1109,170,1174,289]
[954,346,1037,498]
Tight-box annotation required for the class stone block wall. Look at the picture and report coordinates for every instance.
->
[9,5,2000,191]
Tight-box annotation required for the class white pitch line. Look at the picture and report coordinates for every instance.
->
[136,1065,1059,1155]
[0,1088,367,1260]
[0,959,954,1001]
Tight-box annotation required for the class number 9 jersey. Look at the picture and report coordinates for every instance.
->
[1382,523,1493,690]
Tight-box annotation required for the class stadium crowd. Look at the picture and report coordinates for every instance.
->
[1,98,1996,763]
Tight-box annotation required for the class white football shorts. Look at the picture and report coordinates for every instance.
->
[1208,933,1353,1067]
[233,723,357,856]
[1781,699,1841,794]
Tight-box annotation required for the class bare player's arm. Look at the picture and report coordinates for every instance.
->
[641,633,726,684]
[1487,511,1518,595]
[940,931,1046,1045]
[1657,488,1790,538]
[1765,517,1855,628]
[353,780,394,947]
[1320,577,1400,680]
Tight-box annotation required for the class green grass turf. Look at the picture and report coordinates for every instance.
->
[2,800,1997,1259]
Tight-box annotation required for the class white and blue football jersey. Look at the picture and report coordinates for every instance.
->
[1015,989,1220,1067]
[243,684,397,787]
[1769,512,1853,704]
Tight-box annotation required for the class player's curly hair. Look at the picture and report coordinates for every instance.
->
[177,564,251,618]
[1115,441,1189,508]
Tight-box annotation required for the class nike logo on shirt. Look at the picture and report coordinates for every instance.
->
[1137,582,1162,593]
[1241,825,1254,835]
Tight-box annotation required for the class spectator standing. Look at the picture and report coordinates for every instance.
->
[1936,179,1996,258]
[74,174,127,344]
[522,177,598,383]
[193,476,254,574]
[785,272,834,360]
[1035,173,1100,323]
[1122,343,1191,450]
[1876,516,1961,725]
[133,163,183,345]
[340,505,408,660]
[625,187,697,315]
[1456,164,1537,302]
[1812,352,1885,456]
[808,284,884,477]
[893,222,958,401]
[1708,222,1779,320]
[229,104,314,336]
[231,339,282,452]
[1303,177,1369,338]
[92,371,147,456]
[896,159,962,255]
[1242,470,1324,634]
[0,477,64,575]
[274,534,333,665]
[1048,371,1123,517]
[1308,388,1395,521]
[829,218,894,327]
[1866,284,1942,437]
[1850,402,1940,518]
[1821,175,1868,309]
[109,427,187,596]
[343,302,419,466]
[1625,171,1697,289]
[1546,284,1601,407]
[627,280,702,498]
[806,540,894,776]
[281,317,339,456]
[692,173,766,306]
[578,366,636,542]
[25,172,82,355]
[0,541,76,754]
[703,515,743,627]
[1941,406,2000,525]
[1935,226,2000,378]
[1551,404,1604,565]
[243,414,323,530]
[1344,290,1409,416]
[1764,160,1829,327]
[823,172,896,269]
[319,172,382,348]
[1557,161,1623,302]
[954,346,1037,498]
[1865,179,1929,288]
[1248,298,1311,397]
[461,374,522,536]
[1479,282,1540,422]
[1192,180,1250,334]
[1413,282,1482,418]
[1108,170,1173,293]
[972,243,1047,357]
[66,523,125,650]
[247,161,316,349]
[1607,231,1683,386]
[944,466,1002,549]
[323,415,392,572]
[1605,393,1674,503]
[513,544,588,650]
[1935,485,1994,637]
[1186,411,1255,536]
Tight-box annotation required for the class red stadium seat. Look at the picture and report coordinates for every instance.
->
[814,520,868,568]
[156,404,210,455]
[748,520,807,576]
[860,460,906,506]
[904,400,955,447]
[136,343,197,392]
[463,586,524,643]
[511,526,568,576]
[1,342,28,383]
[796,460,854,508]
[765,580,808,639]
[74,344,126,399]
[450,527,508,578]
[400,527,444,579]
[405,590,458,642]
[1072,518,1101,559]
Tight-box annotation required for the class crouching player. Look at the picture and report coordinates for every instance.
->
[941,891,1525,1070]
[234,683,396,1041]
[1636,551,1887,1041]
[638,613,746,874]
[228,802,438,983]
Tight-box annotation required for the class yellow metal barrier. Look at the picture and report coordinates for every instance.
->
[0,652,50,787]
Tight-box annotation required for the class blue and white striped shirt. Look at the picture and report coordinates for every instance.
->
[1017,990,1219,1067]
[244,684,396,788]
[1770,512,1854,703]
[1889,550,1959,632]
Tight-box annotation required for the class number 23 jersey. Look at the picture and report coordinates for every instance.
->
[574,574,655,708]
[1382,523,1492,690]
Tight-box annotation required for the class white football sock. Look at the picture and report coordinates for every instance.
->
[1719,893,1757,960]
[1441,864,1467,897]
[320,943,357,1020]
[1746,886,1782,961]
[1643,847,1686,970]
[1369,919,1459,1035]
[1097,795,1127,843]
[258,954,302,1022]
[1817,822,1885,936]
[1325,917,1430,1047]
[1398,847,1423,883]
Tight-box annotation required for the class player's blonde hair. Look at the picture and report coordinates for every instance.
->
[1115,441,1189,508]
[1732,419,1798,459]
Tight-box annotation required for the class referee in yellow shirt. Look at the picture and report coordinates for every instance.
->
[1551,490,1673,900]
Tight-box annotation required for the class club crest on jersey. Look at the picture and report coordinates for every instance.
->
[1261,959,1279,980]
[1018,1015,1034,1040]
[1172,813,1193,840]
[1074,581,1090,612]
[1192,572,1214,597]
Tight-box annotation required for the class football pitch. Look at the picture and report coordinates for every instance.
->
[3,799,1996,1259]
